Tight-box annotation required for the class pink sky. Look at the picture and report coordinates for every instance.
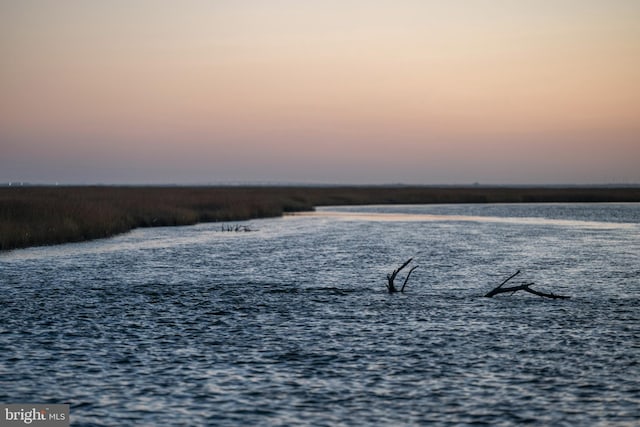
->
[1,1,639,184]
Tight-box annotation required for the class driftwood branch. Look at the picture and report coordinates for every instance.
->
[485,271,570,299]
[387,258,417,293]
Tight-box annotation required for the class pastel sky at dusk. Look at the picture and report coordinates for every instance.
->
[1,1,639,184]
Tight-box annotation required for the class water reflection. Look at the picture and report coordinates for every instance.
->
[293,206,639,230]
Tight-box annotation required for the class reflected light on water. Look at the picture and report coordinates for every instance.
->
[290,210,637,230]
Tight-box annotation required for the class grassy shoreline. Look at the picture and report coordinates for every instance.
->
[2,185,640,251]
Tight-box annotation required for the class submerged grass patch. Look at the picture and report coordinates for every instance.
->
[1,185,639,251]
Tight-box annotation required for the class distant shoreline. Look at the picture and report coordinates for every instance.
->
[2,185,640,251]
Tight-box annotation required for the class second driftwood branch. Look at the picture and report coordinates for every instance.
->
[484,270,570,299]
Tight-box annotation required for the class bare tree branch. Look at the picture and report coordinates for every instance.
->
[485,271,570,299]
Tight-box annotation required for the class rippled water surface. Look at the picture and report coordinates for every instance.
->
[2,203,639,426]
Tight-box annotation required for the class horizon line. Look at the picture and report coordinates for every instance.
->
[2,181,640,189]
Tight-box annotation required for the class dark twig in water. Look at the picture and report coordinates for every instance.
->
[485,271,570,299]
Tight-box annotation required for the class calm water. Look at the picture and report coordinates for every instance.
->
[1,203,639,426]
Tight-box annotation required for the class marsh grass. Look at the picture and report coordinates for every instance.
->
[0,187,312,251]
[1,185,639,251]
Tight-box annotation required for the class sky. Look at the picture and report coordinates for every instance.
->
[1,0,639,185]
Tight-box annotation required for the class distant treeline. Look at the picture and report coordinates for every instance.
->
[1,185,639,251]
